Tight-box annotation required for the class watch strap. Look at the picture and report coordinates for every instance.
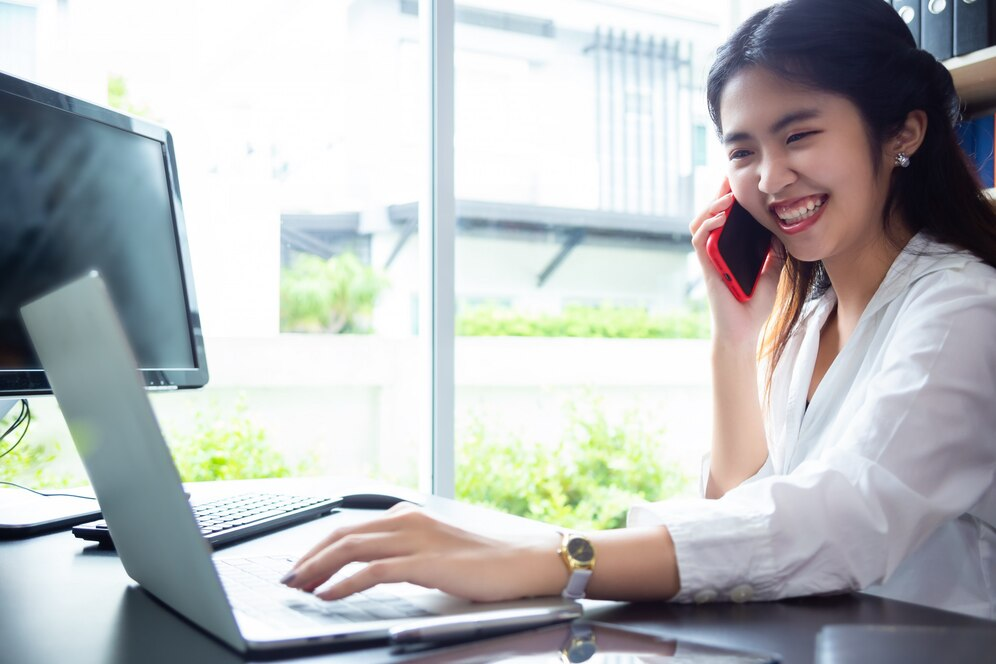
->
[562,568,592,599]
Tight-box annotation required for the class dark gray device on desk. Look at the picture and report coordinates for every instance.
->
[0,70,208,536]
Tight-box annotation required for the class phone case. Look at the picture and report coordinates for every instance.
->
[704,199,769,303]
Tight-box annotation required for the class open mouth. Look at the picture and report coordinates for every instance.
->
[771,194,829,228]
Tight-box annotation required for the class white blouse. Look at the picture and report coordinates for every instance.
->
[629,233,996,619]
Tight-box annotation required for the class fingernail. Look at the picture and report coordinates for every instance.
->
[279,571,297,585]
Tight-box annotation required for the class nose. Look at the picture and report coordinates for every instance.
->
[757,151,797,196]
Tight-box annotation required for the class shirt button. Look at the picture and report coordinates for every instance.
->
[729,584,754,603]
[694,589,718,604]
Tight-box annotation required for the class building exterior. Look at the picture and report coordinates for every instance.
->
[0,0,765,492]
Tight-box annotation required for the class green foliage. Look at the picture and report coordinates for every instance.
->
[107,74,156,119]
[167,399,314,482]
[456,398,692,530]
[0,439,70,487]
[1,399,314,488]
[280,253,389,334]
[0,410,81,489]
[456,303,710,339]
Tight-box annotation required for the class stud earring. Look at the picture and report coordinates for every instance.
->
[895,151,911,168]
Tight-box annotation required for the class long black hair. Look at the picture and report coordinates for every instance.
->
[705,0,996,385]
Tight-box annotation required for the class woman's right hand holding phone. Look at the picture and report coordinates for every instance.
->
[689,180,781,497]
[689,180,783,352]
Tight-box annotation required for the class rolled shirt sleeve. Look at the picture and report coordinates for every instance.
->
[631,254,996,609]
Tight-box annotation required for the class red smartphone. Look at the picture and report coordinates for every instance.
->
[705,197,773,302]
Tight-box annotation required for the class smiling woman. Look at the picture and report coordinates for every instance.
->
[720,70,919,263]
[281,0,996,619]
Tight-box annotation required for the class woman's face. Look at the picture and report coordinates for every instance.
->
[719,66,896,268]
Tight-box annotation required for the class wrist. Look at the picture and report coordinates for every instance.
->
[557,531,596,599]
[517,531,570,598]
[711,339,760,370]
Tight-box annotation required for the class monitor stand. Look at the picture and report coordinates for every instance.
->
[0,398,101,538]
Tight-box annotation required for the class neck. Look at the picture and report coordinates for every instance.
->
[822,226,910,335]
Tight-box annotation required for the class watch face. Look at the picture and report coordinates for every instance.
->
[567,536,595,564]
[565,639,597,663]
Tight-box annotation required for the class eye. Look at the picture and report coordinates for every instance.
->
[787,131,819,144]
[729,148,752,160]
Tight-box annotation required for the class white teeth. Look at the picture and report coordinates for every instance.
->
[776,197,824,222]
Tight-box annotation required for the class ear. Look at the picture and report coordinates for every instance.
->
[891,109,927,160]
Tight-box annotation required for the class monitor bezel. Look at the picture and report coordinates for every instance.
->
[0,70,209,395]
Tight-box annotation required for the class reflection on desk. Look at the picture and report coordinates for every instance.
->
[399,621,779,663]
[815,624,996,664]
[2,478,994,664]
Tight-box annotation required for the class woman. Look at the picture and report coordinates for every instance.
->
[283,0,996,618]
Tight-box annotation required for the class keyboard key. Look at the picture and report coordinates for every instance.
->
[217,556,437,626]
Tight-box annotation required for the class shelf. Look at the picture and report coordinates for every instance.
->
[947,45,996,114]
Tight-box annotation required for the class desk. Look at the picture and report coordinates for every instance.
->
[0,478,991,663]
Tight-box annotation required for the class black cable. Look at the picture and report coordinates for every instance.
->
[0,398,27,439]
[0,399,29,461]
[0,400,94,500]
[0,480,95,501]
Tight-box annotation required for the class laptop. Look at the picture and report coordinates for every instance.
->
[20,272,581,654]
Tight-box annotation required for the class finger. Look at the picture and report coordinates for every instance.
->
[292,508,416,571]
[689,192,734,235]
[291,531,410,593]
[708,190,734,215]
[293,529,347,570]
[291,510,436,590]
[385,501,419,515]
[761,238,787,275]
[313,558,413,601]
[714,177,731,200]
[690,211,727,252]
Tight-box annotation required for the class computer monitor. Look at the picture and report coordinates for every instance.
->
[0,70,208,534]
[0,71,208,394]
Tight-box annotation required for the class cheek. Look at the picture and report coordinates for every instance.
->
[727,169,755,204]
[727,170,772,226]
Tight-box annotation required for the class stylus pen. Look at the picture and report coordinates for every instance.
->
[388,604,583,646]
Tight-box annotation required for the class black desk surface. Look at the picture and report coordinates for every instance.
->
[1,478,991,663]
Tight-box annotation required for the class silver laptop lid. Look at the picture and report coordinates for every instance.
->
[20,272,245,652]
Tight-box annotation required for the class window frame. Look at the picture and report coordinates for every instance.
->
[423,0,456,497]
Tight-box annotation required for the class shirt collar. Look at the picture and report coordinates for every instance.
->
[861,231,979,321]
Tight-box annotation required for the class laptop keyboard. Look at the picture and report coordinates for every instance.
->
[72,493,339,548]
[216,555,436,628]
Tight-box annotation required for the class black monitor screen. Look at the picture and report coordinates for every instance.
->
[0,73,207,394]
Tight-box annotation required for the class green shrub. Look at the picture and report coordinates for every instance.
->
[0,437,78,489]
[456,303,710,339]
[0,399,313,488]
[0,407,83,489]
[456,398,692,530]
[166,398,315,482]
[280,253,389,334]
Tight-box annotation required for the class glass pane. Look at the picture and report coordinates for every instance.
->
[1,0,423,490]
[452,0,738,529]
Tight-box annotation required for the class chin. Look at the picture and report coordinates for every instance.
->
[780,239,826,265]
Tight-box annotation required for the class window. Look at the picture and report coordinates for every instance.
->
[450,0,736,528]
[3,1,777,515]
[4,0,426,489]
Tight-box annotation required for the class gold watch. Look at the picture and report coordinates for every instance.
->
[560,622,597,663]
[558,532,595,599]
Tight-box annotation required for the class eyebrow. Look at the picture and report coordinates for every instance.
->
[722,109,822,145]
